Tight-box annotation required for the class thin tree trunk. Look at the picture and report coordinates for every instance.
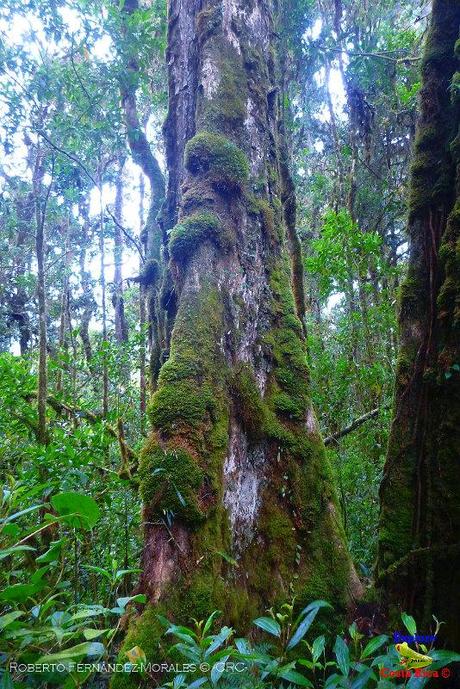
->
[377,0,460,648]
[56,218,70,393]
[113,158,128,343]
[33,145,48,446]
[98,172,109,417]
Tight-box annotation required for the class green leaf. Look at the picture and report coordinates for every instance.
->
[401,612,417,636]
[333,636,350,677]
[83,628,107,640]
[430,649,460,664]
[253,617,281,637]
[0,545,36,561]
[361,635,389,659]
[211,654,229,685]
[204,626,233,657]
[277,668,313,687]
[85,565,112,580]
[116,594,146,609]
[0,611,23,631]
[36,540,64,563]
[51,492,100,529]
[0,505,42,524]
[0,582,44,602]
[36,641,105,664]
[287,608,319,650]
[203,610,222,636]
[312,635,326,662]
[215,550,238,567]
[300,600,333,617]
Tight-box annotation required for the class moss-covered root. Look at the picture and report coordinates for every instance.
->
[110,606,165,689]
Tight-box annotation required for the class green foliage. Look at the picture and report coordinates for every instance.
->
[0,481,145,687]
[305,210,383,300]
[149,603,459,689]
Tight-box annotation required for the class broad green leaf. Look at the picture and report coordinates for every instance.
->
[312,635,326,662]
[253,617,281,637]
[277,668,313,687]
[36,540,64,563]
[333,636,350,677]
[204,626,233,658]
[203,610,222,636]
[0,545,36,561]
[401,612,416,636]
[83,628,107,640]
[210,654,229,685]
[116,594,146,609]
[361,635,389,659]
[36,641,105,664]
[351,668,375,688]
[299,600,333,621]
[0,611,23,631]
[0,582,44,603]
[51,492,100,529]
[287,608,319,650]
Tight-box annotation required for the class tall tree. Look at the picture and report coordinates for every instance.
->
[115,0,360,670]
[377,0,460,647]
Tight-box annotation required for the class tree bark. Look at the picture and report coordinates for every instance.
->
[114,0,360,673]
[376,0,460,648]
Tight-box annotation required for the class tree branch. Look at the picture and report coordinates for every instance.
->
[324,405,389,446]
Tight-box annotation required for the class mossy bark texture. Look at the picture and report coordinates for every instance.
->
[376,0,460,647]
[113,0,359,680]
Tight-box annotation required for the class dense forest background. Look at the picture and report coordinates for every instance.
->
[1,0,459,687]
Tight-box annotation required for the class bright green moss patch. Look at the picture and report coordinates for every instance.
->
[139,441,205,523]
[149,380,216,432]
[185,132,249,193]
[169,212,230,264]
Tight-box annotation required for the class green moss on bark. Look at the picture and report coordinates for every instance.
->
[169,212,231,265]
[185,132,249,194]
[139,442,206,524]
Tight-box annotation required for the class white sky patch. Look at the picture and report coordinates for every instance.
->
[325,292,344,315]
[303,17,322,41]
[314,140,324,153]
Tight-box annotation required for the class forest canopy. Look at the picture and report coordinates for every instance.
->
[0,0,459,687]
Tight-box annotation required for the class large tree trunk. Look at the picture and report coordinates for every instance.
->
[376,0,460,648]
[115,0,359,674]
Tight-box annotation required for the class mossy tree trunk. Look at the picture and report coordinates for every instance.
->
[116,0,360,673]
[376,0,460,647]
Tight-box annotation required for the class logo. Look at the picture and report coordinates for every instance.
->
[395,642,432,670]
